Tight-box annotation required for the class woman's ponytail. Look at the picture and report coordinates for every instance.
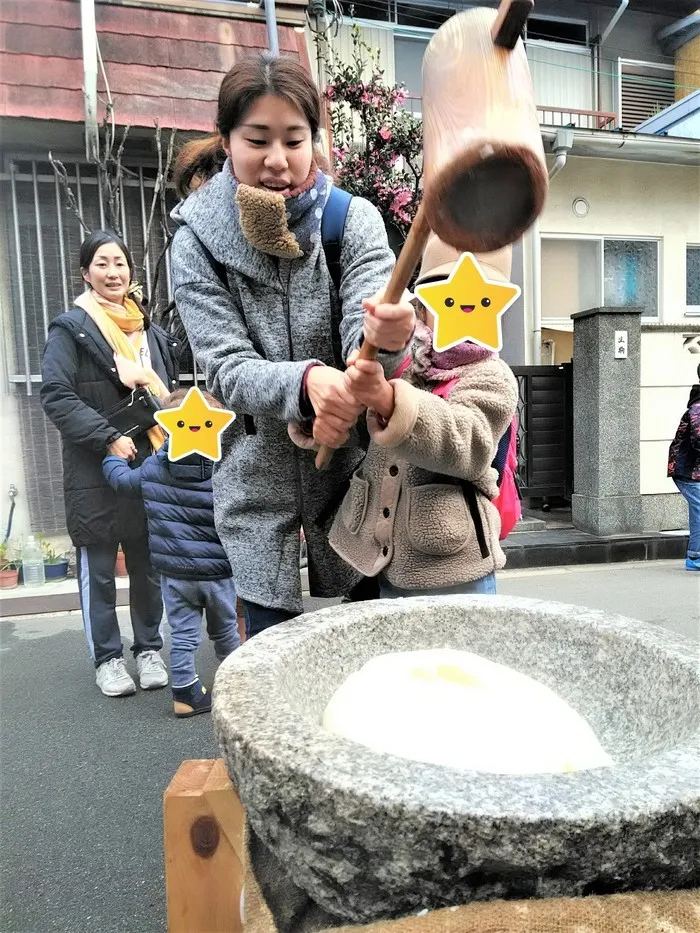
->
[173,134,227,200]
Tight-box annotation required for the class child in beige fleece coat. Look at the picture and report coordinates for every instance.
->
[291,235,518,598]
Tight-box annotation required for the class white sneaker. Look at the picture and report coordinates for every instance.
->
[96,657,136,697]
[136,650,168,690]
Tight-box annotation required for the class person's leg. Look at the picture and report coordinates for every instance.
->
[378,573,498,599]
[162,576,213,718]
[76,542,136,696]
[161,576,203,689]
[202,578,241,661]
[674,480,700,562]
[240,600,300,639]
[345,576,381,603]
[121,536,164,657]
[76,542,122,666]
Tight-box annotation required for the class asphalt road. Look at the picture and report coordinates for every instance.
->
[1,560,697,932]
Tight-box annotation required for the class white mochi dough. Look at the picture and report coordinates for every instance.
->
[322,649,613,774]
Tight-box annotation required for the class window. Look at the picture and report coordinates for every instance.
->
[394,35,428,97]
[688,246,700,315]
[618,60,675,132]
[526,17,588,46]
[541,236,660,326]
[396,2,454,29]
[603,240,658,317]
[346,0,392,21]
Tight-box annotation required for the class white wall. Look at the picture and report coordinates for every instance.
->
[540,155,700,324]
[640,328,699,497]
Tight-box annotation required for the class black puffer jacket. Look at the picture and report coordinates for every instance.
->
[40,308,180,546]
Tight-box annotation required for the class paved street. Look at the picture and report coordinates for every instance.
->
[1,560,698,933]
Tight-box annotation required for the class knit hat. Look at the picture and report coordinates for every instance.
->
[415,233,513,285]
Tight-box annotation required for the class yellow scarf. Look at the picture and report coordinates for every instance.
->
[75,290,168,451]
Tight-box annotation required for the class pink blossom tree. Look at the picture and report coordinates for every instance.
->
[323,24,423,246]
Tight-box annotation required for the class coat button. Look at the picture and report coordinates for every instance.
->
[383,507,390,518]
[382,546,389,556]
[111,367,116,372]
[389,465,398,477]
[78,332,85,337]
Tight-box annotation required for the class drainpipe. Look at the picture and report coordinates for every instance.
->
[601,0,629,46]
[263,0,280,57]
[80,0,99,163]
[531,129,574,364]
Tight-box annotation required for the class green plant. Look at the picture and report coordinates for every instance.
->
[323,24,423,242]
[37,534,67,565]
[0,541,19,572]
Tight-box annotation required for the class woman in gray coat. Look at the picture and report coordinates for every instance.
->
[170,54,415,635]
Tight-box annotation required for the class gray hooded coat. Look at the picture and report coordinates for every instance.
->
[170,162,402,613]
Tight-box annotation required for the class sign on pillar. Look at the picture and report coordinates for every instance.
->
[615,331,628,359]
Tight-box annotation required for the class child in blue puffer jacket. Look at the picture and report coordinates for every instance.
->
[103,389,240,717]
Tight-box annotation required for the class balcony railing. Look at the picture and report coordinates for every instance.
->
[403,98,617,131]
[537,106,617,130]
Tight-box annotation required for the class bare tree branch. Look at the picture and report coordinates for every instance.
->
[49,152,92,236]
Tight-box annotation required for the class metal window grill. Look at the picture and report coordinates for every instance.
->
[1,156,196,534]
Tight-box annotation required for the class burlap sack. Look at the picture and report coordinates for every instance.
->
[243,849,700,933]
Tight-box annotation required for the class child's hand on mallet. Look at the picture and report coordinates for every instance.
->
[362,289,415,352]
[344,350,395,420]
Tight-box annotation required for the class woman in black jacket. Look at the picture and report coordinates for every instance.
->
[41,230,180,697]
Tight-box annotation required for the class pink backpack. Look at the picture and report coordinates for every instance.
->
[433,377,521,540]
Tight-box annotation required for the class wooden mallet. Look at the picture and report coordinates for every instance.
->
[315,0,547,470]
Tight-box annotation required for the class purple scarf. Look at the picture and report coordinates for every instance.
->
[407,320,495,384]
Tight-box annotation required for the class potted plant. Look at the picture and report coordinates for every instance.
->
[0,541,20,589]
[115,545,128,578]
[38,535,70,581]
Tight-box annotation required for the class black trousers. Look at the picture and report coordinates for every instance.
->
[241,575,380,639]
[76,538,163,668]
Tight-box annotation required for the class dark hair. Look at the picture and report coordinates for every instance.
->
[164,388,222,410]
[79,229,151,324]
[174,53,322,198]
[79,230,134,279]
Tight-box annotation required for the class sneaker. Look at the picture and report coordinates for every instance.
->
[172,679,212,718]
[96,657,136,697]
[136,650,168,690]
[686,556,700,572]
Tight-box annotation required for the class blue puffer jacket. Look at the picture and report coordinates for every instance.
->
[103,444,231,580]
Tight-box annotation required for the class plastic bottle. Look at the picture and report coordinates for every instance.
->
[22,535,45,587]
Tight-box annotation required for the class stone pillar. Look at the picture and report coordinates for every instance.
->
[571,307,643,536]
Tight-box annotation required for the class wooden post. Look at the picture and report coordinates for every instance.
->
[164,759,245,933]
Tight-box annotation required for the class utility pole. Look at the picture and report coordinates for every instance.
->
[263,0,280,57]
[80,0,100,162]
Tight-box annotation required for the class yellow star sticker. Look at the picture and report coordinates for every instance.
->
[414,252,521,353]
[155,387,235,462]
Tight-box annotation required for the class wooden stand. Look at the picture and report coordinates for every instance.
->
[164,759,245,933]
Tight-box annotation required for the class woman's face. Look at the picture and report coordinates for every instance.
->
[225,93,313,196]
[82,243,130,303]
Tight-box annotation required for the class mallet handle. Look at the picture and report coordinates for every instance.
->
[315,205,431,471]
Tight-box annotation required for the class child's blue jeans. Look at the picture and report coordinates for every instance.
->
[161,576,241,688]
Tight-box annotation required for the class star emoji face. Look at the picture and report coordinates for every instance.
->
[155,387,235,462]
[414,252,521,353]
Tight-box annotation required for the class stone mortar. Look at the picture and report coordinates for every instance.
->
[213,596,700,923]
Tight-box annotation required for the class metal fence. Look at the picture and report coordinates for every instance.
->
[1,155,182,533]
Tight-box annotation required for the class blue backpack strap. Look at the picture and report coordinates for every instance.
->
[321,185,352,293]
[322,186,352,370]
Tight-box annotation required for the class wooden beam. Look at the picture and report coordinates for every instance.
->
[164,759,245,933]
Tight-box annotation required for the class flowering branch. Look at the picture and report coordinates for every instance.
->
[324,24,423,241]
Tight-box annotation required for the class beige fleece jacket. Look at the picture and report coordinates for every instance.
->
[327,358,518,590]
